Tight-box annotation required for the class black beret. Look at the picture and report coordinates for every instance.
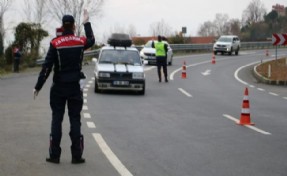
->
[62,15,75,24]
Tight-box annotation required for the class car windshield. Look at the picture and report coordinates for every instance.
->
[218,37,233,42]
[99,50,141,65]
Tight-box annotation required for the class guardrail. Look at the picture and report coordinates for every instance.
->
[36,42,286,65]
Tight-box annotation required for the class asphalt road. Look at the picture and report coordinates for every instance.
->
[0,49,287,176]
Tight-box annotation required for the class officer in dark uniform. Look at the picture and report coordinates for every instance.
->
[33,10,94,164]
[152,35,168,82]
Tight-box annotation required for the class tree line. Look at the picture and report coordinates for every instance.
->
[0,0,103,73]
[197,0,287,41]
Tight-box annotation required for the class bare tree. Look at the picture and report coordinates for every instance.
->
[46,0,104,36]
[229,19,241,36]
[242,0,266,25]
[149,19,173,37]
[23,0,47,24]
[127,24,137,38]
[0,0,13,55]
[213,13,230,36]
[197,21,216,36]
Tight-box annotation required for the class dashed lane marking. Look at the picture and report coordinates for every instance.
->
[257,88,265,91]
[86,84,91,88]
[83,88,88,92]
[88,81,93,84]
[92,133,133,176]
[87,121,96,128]
[269,92,279,96]
[223,114,271,135]
[178,88,192,97]
[82,77,134,176]
[283,97,287,100]
[83,113,91,119]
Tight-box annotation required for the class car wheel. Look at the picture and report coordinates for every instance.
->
[235,47,239,55]
[228,47,233,55]
[94,80,100,93]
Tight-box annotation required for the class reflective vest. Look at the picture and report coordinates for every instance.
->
[155,42,166,57]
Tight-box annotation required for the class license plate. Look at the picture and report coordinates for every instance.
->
[113,81,129,86]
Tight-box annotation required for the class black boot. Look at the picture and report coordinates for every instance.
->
[46,157,60,164]
[72,157,85,164]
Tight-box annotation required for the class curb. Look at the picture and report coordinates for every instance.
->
[253,64,287,86]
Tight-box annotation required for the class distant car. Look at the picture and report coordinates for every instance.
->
[93,33,146,95]
[140,40,173,65]
[213,35,240,55]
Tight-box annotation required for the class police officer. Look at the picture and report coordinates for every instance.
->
[33,9,94,164]
[13,44,21,73]
[152,35,168,82]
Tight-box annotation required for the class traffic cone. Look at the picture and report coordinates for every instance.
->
[181,61,187,79]
[266,49,269,56]
[211,53,216,64]
[238,87,254,125]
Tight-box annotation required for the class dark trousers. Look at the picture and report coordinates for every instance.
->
[156,56,168,81]
[14,58,20,72]
[49,82,83,159]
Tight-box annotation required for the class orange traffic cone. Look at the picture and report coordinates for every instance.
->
[238,87,254,125]
[266,49,269,56]
[181,61,187,79]
[211,53,216,64]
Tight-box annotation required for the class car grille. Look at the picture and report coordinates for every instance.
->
[110,72,132,79]
[216,45,226,48]
[144,53,155,57]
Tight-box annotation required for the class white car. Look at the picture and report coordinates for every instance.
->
[93,33,146,95]
[140,40,173,65]
[213,35,240,55]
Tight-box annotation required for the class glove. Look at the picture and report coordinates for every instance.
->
[79,72,87,90]
[80,79,86,90]
[33,89,39,100]
[82,9,89,24]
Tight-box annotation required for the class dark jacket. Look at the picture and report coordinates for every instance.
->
[35,22,95,91]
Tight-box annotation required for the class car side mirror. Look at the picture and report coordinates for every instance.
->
[142,60,148,65]
[92,58,98,63]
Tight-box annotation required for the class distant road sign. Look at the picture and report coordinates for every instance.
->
[272,33,287,46]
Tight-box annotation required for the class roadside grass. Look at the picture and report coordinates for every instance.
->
[256,57,287,81]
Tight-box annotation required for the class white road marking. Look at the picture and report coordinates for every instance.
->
[257,88,265,91]
[86,84,91,88]
[87,122,96,128]
[83,105,88,110]
[83,113,91,118]
[201,69,211,76]
[83,88,88,92]
[83,93,87,97]
[178,88,192,97]
[91,77,95,80]
[283,97,287,100]
[84,99,87,103]
[249,85,255,88]
[92,133,133,176]
[234,61,261,85]
[144,66,156,71]
[269,92,279,96]
[88,81,93,84]
[223,114,271,135]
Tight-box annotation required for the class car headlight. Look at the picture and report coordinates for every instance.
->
[99,72,110,78]
[133,72,144,79]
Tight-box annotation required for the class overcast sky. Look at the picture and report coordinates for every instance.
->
[98,0,286,37]
[4,0,287,44]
